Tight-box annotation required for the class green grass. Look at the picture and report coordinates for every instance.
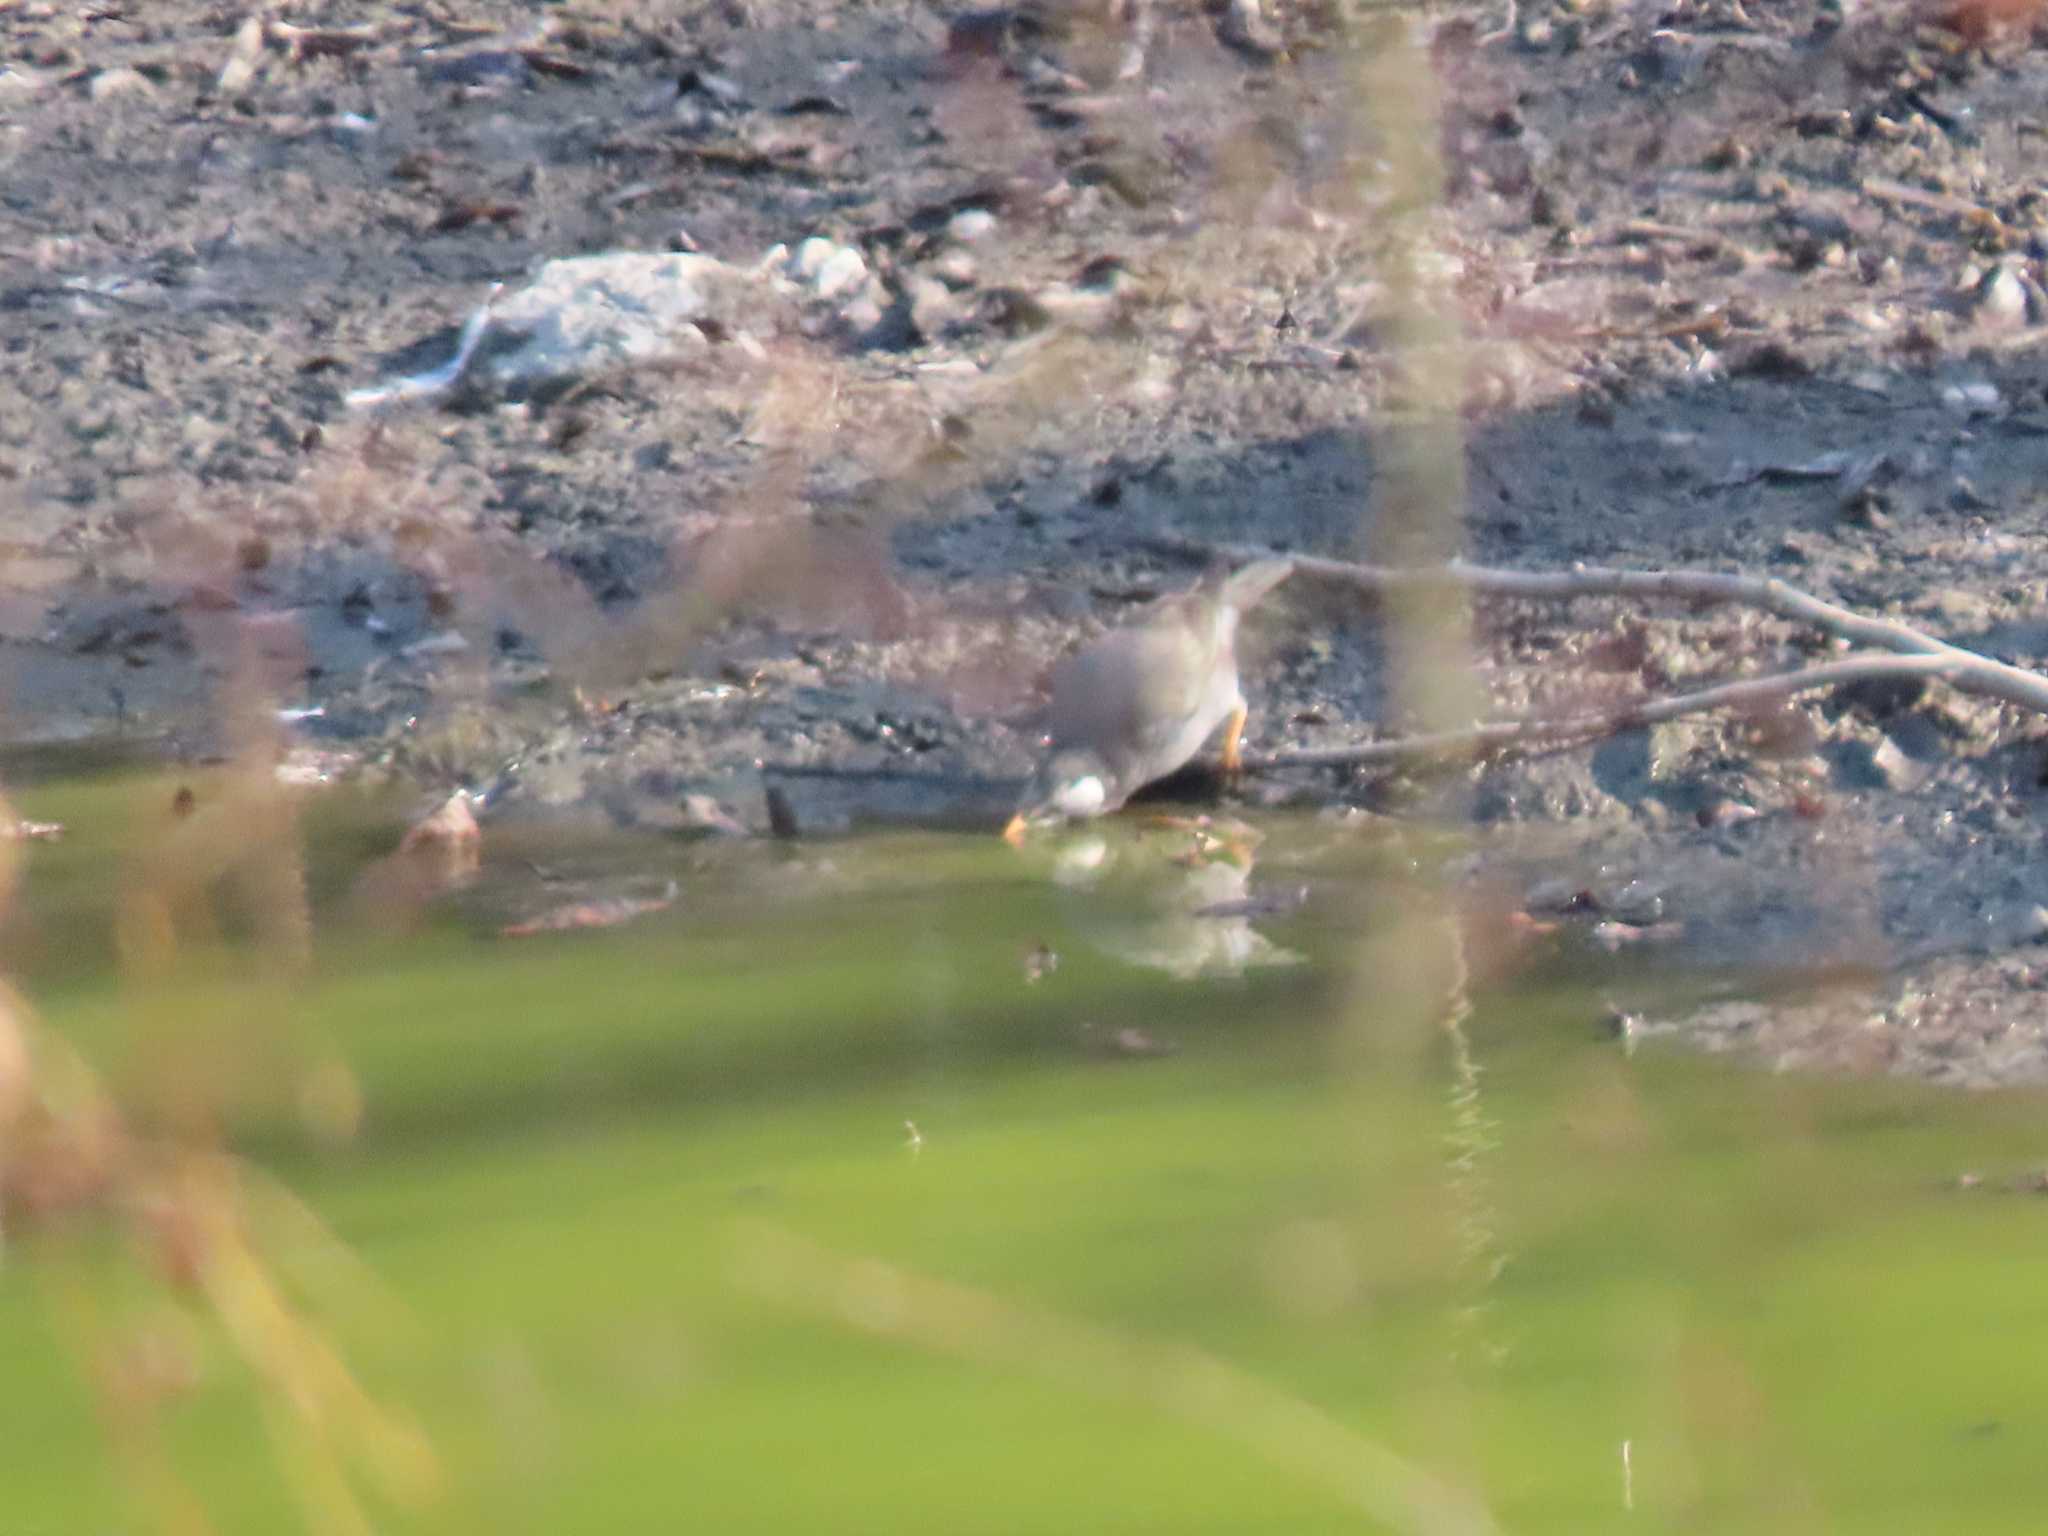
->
[4,766,2048,1534]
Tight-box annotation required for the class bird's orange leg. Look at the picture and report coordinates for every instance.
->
[1218,702,1249,779]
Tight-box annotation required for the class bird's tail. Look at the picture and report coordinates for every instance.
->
[1220,555,1296,613]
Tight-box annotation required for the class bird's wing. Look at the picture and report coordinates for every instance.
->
[1049,611,1218,765]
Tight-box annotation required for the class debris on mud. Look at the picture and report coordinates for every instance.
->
[500,881,678,938]
[11,0,2048,1083]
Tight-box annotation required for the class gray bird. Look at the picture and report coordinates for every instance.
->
[1003,556,1295,841]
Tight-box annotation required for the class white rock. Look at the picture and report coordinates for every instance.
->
[90,66,156,102]
[930,249,978,288]
[479,252,785,390]
[353,233,908,407]
[0,67,51,100]
[790,236,837,280]
[216,14,266,94]
[1941,381,2005,418]
[785,236,870,300]
[947,208,998,244]
[1971,261,2030,330]
[404,631,469,657]
[812,244,868,301]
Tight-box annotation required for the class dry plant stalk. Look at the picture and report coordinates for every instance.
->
[1,644,436,1536]
[1337,0,1506,1472]
[736,1221,1504,1536]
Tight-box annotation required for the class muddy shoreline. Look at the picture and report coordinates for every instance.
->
[8,0,2048,1082]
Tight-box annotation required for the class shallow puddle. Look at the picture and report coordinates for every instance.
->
[3,760,2046,1535]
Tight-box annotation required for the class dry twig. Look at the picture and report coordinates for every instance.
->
[1138,542,2048,770]
[1245,653,1962,771]
[1256,549,2048,712]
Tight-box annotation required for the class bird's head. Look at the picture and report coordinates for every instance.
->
[1001,749,1118,843]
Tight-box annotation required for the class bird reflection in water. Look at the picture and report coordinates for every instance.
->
[1043,816,1303,981]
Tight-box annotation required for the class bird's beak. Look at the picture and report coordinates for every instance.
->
[1001,812,1030,845]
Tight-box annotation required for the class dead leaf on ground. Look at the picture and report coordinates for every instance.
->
[500,884,677,938]
[1592,920,1685,952]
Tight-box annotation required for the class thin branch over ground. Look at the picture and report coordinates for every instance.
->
[1243,653,1964,771]
[1138,540,2048,770]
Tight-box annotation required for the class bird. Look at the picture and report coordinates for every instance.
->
[1003,556,1295,841]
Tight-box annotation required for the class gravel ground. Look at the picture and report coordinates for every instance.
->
[9,0,2048,1082]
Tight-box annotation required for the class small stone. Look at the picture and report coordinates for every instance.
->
[1795,110,1854,138]
[1605,880,1666,925]
[1773,532,1814,565]
[906,275,960,337]
[930,249,978,289]
[1646,718,1704,780]
[90,66,157,102]
[1839,489,1892,530]
[786,236,877,310]
[837,289,886,335]
[1704,136,1752,172]
[1868,736,1924,792]
[1698,799,1761,829]
[1216,0,1284,60]
[1942,380,2005,417]
[427,49,529,87]
[0,67,52,100]
[216,13,265,95]
[947,208,997,244]
[1827,736,1924,793]
[1836,449,1895,508]
[1592,920,1676,952]
[1968,260,2031,330]
[812,244,868,301]
[1731,340,1811,380]
[1599,1006,1644,1045]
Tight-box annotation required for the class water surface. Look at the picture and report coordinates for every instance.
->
[3,764,2044,1535]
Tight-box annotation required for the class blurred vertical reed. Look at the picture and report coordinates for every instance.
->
[1338,0,1500,1486]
